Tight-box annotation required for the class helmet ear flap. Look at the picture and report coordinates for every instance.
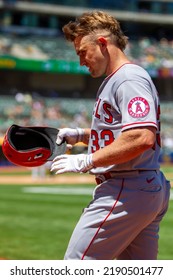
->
[2,124,66,167]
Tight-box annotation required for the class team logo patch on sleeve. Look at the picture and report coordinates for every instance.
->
[128,97,150,118]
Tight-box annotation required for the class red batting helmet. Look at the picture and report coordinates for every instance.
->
[2,124,66,167]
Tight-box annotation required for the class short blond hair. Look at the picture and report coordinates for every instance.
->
[62,11,128,51]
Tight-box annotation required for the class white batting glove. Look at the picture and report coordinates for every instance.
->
[56,128,84,147]
[50,154,94,174]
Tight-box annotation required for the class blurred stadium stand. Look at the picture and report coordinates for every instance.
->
[0,0,173,164]
[0,34,173,72]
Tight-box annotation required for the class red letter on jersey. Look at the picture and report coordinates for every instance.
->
[103,103,113,123]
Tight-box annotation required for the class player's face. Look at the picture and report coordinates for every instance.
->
[74,36,107,77]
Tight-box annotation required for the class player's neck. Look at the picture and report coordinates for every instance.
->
[106,51,130,77]
[106,60,130,78]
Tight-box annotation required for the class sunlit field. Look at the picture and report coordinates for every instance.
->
[0,164,172,260]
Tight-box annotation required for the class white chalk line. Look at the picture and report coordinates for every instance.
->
[22,186,173,199]
[22,186,94,195]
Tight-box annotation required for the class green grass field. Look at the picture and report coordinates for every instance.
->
[0,165,173,260]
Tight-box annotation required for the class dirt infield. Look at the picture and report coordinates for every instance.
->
[0,174,95,185]
[0,166,96,184]
[0,166,173,186]
[1,174,173,186]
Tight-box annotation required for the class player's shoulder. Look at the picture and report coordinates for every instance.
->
[108,63,153,93]
[121,63,151,80]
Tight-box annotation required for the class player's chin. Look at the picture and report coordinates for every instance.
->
[90,70,102,78]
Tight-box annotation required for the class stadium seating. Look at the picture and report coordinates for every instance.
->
[0,34,173,71]
[0,95,173,155]
[0,0,173,165]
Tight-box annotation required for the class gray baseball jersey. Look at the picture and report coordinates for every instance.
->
[88,63,160,174]
[64,63,170,260]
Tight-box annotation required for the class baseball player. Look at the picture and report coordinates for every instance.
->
[51,11,170,260]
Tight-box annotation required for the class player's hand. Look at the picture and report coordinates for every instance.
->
[50,154,94,174]
[56,128,84,148]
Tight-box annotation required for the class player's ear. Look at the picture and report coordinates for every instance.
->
[98,37,107,49]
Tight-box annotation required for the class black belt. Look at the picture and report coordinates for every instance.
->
[95,172,112,185]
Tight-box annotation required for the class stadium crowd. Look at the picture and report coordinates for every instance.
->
[1,0,173,164]
[0,35,173,72]
[0,93,92,137]
[0,93,173,164]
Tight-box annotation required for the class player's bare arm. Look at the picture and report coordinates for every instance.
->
[82,128,91,145]
[92,126,156,167]
[51,126,156,174]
